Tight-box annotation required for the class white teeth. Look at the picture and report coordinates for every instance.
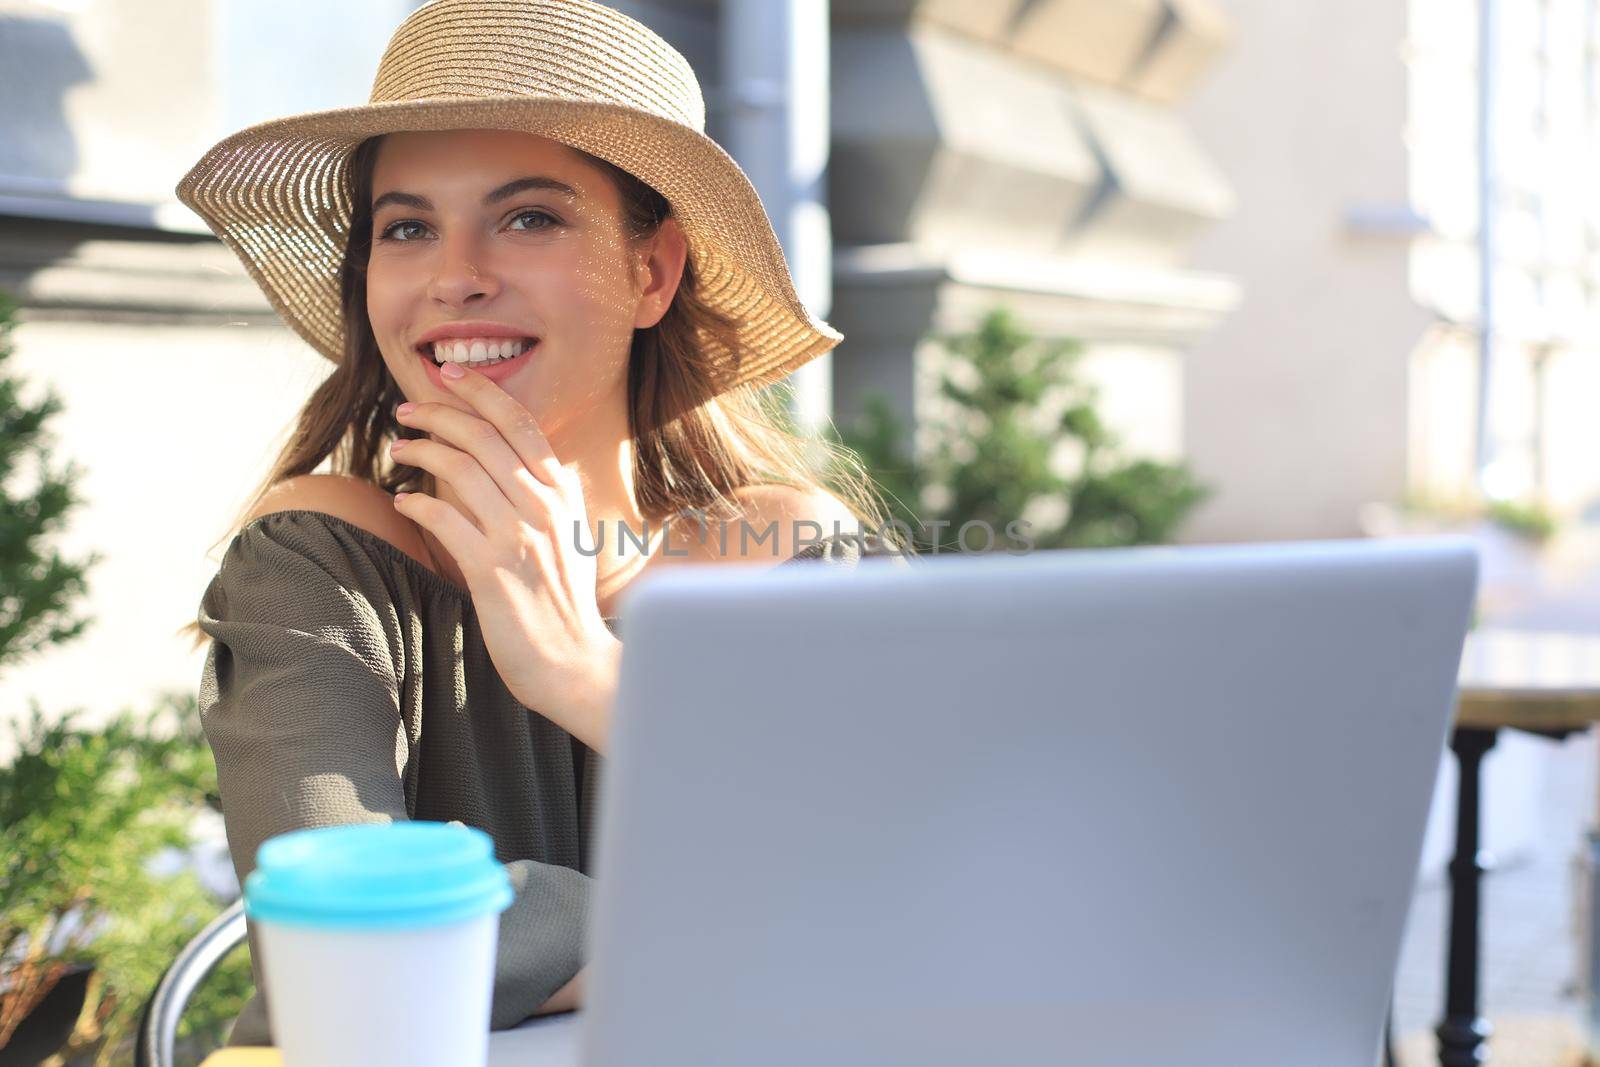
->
[430,338,532,363]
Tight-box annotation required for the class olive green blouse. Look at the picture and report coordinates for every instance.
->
[195,508,900,1046]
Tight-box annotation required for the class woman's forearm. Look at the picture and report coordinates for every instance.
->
[536,635,621,755]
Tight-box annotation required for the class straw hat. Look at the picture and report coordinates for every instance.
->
[174,0,842,394]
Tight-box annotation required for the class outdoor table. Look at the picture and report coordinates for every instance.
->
[1430,627,1600,1067]
[197,1008,582,1066]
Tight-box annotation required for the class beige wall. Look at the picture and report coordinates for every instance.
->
[1176,0,1430,543]
[0,316,327,741]
[1406,325,1478,504]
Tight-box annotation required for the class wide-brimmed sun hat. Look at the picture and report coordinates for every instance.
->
[174,0,842,394]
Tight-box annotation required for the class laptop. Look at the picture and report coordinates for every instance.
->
[570,536,1478,1067]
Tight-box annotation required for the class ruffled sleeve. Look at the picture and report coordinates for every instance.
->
[196,510,589,1044]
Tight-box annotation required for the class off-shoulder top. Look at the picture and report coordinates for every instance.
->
[195,508,902,1046]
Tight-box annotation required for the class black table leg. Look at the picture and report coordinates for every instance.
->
[1435,725,1498,1066]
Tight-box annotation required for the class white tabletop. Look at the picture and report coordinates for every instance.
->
[489,1011,582,1066]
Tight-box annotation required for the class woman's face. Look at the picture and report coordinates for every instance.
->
[366,128,685,437]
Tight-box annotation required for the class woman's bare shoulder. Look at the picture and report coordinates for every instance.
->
[659,483,858,567]
[245,474,436,573]
[729,483,858,535]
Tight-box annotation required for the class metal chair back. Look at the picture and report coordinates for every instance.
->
[134,897,248,1067]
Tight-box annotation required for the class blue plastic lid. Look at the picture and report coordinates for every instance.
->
[244,822,514,931]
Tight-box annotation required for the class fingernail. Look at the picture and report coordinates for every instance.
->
[396,402,416,416]
[441,362,465,379]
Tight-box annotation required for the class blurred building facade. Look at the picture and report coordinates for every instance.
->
[1174,0,1586,875]
[1407,0,1600,520]
[815,0,1239,486]
[629,0,1242,522]
[1179,0,1600,543]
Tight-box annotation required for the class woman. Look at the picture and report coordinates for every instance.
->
[174,0,909,1047]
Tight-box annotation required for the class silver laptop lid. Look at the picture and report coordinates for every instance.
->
[583,537,1478,1067]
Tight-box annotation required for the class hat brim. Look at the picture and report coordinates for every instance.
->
[175,95,842,393]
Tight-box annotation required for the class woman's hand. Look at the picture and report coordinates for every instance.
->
[389,362,622,754]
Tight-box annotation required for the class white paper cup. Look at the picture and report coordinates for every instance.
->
[244,822,513,1067]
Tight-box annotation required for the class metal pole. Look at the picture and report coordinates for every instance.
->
[722,0,834,438]
[1473,0,1498,495]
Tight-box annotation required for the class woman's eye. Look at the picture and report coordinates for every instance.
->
[509,209,558,232]
[377,220,428,242]
[374,211,556,243]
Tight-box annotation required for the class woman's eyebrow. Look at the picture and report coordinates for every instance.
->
[372,176,580,213]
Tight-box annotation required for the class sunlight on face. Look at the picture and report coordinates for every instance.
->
[365,128,666,437]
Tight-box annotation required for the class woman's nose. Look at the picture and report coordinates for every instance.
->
[427,236,502,307]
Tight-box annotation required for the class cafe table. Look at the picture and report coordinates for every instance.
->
[1423,627,1600,1067]
[198,1009,583,1066]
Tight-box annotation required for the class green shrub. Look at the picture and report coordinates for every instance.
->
[1484,499,1558,542]
[1398,489,1561,544]
[0,696,252,1066]
[0,287,101,673]
[825,306,1210,551]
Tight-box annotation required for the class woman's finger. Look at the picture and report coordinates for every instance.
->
[390,434,520,534]
[396,402,561,523]
[435,362,566,489]
[392,490,488,579]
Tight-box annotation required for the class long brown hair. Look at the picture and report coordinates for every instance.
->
[177,132,901,651]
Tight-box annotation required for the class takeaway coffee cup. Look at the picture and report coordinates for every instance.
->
[244,822,513,1067]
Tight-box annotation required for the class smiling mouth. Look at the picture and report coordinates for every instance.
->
[418,337,538,367]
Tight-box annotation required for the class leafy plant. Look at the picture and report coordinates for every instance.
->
[1483,499,1557,542]
[0,283,249,1064]
[824,306,1210,552]
[1397,489,1561,544]
[0,696,253,1066]
[0,288,103,673]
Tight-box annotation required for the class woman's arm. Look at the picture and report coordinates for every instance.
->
[198,509,594,1037]
[538,639,622,756]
